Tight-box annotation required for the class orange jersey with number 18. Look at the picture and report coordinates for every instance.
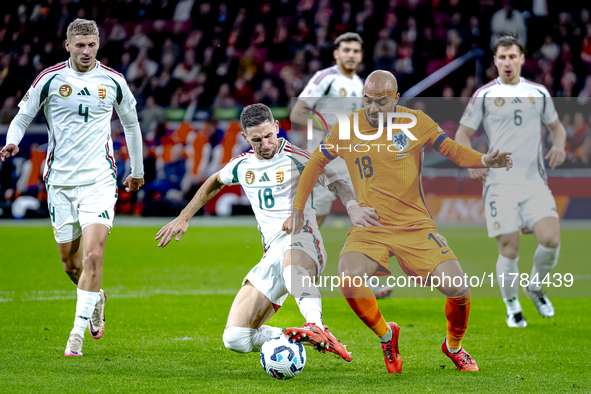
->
[295,106,485,228]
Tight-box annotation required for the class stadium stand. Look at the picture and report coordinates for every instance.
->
[0,0,590,219]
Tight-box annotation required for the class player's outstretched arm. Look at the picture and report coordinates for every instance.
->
[454,124,488,181]
[438,138,512,170]
[544,119,567,169]
[155,171,225,247]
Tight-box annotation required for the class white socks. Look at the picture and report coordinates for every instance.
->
[282,265,324,331]
[496,255,522,314]
[71,288,100,337]
[530,244,560,292]
[252,325,283,350]
[223,325,283,353]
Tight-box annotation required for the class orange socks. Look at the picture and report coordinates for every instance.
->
[340,276,389,337]
[445,289,471,350]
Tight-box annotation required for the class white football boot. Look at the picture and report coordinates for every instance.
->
[64,333,84,356]
[523,285,554,317]
[506,312,527,327]
[89,289,107,339]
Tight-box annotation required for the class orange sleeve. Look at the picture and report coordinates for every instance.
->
[293,145,332,210]
[437,138,485,168]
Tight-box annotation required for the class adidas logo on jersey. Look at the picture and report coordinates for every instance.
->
[259,172,270,182]
[77,87,91,96]
[98,210,110,219]
[511,97,522,104]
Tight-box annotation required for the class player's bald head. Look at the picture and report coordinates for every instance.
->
[363,71,400,127]
[364,70,398,98]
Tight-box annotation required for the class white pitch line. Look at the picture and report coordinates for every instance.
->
[0,288,237,303]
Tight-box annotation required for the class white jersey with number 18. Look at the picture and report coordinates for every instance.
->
[13,59,137,186]
[219,139,338,250]
[460,77,559,186]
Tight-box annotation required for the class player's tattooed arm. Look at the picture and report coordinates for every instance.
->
[326,180,356,208]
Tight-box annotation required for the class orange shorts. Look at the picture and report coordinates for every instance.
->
[339,226,458,282]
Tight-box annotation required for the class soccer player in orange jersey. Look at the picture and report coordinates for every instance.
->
[290,71,513,373]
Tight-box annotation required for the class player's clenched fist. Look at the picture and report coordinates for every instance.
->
[124,175,145,192]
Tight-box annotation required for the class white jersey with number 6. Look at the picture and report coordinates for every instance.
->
[219,139,338,249]
[460,77,559,186]
[13,59,137,186]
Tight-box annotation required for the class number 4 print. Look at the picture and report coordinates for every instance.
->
[78,104,89,122]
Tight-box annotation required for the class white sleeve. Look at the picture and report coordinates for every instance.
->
[459,92,485,131]
[113,78,137,116]
[298,71,334,108]
[16,76,47,118]
[6,112,34,146]
[218,157,243,186]
[118,108,144,179]
[540,89,559,125]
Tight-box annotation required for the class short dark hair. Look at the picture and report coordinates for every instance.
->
[240,103,274,133]
[492,35,526,55]
[334,32,364,50]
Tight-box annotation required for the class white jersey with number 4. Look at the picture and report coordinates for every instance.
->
[460,77,559,186]
[13,59,137,186]
[219,139,338,250]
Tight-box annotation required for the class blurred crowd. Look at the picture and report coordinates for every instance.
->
[0,0,590,218]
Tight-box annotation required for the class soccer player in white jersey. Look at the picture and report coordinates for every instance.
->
[291,33,392,299]
[455,36,567,328]
[1,19,144,355]
[156,104,380,361]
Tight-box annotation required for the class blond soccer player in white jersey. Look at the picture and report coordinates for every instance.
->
[1,19,144,355]
[455,36,567,328]
[156,104,380,362]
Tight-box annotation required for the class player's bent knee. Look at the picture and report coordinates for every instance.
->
[223,327,256,353]
[84,251,103,267]
[337,257,362,278]
[541,238,560,249]
[452,285,470,298]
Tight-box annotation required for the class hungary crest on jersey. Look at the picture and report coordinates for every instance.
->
[98,85,107,100]
[276,167,285,184]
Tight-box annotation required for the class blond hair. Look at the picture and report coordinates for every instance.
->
[67,19,99,41]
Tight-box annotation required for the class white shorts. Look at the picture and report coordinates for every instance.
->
[312,158,351,216]
[47,176,118,243]
[243,231,327,307]
[484,182,559,238]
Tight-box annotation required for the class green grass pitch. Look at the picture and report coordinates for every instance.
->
[0,225,590,393]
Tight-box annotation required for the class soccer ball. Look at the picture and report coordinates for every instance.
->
[259,334,306,379]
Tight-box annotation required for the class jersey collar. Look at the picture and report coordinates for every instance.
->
[67,58,99,73]
[277,138,287,154]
